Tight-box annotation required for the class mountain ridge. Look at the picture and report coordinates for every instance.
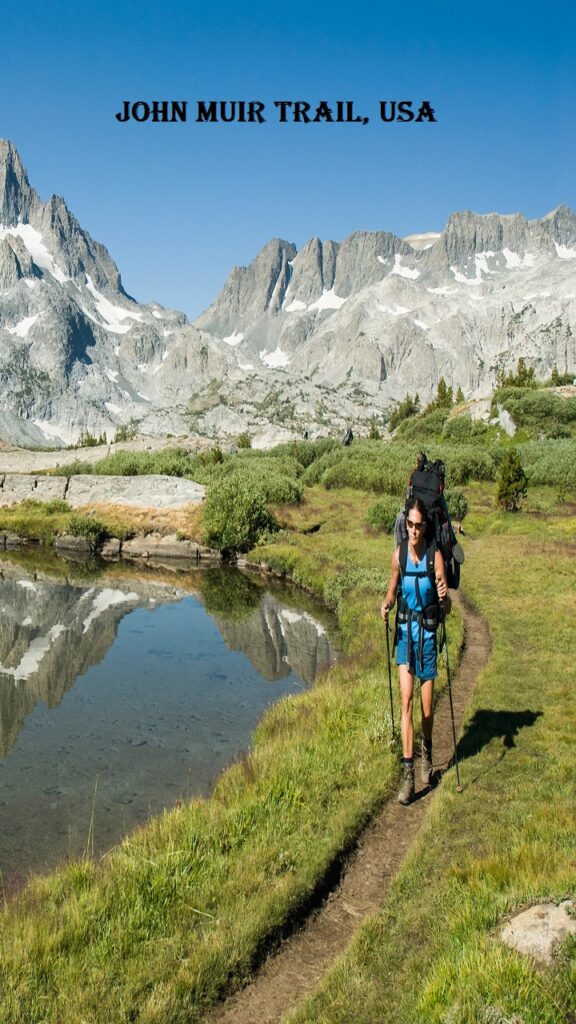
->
[0,139,574,447]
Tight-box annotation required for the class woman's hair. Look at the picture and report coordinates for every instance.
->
[405,496,428,523]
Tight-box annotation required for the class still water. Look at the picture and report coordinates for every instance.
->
[0,554,339,882]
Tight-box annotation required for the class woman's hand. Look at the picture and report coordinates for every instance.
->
[436,574,448,601]
[381,600,392,621]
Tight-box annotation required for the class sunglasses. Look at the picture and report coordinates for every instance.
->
[406,519,425,530]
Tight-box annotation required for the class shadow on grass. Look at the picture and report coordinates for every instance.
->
[432,709,543,789]
[458,708,543,759]
[437,708,544,789]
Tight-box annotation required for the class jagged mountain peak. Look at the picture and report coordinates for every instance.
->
[0,139,38,225]
[541,203,573,221]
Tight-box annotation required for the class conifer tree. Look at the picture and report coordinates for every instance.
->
[497,448,528,511]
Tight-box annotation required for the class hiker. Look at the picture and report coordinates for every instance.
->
[381,496,451,805]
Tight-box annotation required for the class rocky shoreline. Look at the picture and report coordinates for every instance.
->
[0,528,222,564]
[0,468,222,564]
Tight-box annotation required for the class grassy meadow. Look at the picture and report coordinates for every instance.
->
[0,390,574,1022]
[288,507,576,1024]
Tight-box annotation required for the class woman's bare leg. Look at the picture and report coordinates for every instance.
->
[420,678,434,741]
[399,665,415,758]
[420,678,434,785]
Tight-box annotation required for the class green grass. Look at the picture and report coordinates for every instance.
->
[0,447,572,1022]
[0,486,463,1024]
[288,507,576,1024]
[0,500,133,546]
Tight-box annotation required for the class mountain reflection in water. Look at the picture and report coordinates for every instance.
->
[0,558,339,880]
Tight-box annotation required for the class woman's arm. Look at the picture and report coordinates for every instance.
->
[434,548,452,615]
[381,547,400,621]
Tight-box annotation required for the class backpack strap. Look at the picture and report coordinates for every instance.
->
[426,539,437,586]
[399,537,408,577]
[398,539,438,609]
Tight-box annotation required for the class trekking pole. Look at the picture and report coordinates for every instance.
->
[385,618,396,741]
[442,609,462,793]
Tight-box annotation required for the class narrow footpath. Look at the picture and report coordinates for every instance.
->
[205,590,491,1024]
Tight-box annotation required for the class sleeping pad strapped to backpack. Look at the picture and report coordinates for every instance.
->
[394,451,464,589]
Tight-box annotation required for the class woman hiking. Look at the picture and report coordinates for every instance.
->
[381,496,451,805]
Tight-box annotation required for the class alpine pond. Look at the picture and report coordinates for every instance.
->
[0,555,339,884]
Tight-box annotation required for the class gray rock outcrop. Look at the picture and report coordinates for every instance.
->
[0,473,205,508]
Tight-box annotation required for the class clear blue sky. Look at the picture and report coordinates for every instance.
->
[1,0,574,319]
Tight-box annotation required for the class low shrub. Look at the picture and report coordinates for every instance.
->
[67,515,109,546]
[271,438,338,470]
[445,447,497,485]
[518,439,576,489]
[301,448,344,487]
[365,496,401,533]
[444,488,469,523]
[495,387,576,438]
[307,443,409,496]
[50,461,93,476]
[44,498,71,514]
[442,415,490,443]
[94,448,192,477]
[395,408,449,442]
[203,478,277,552]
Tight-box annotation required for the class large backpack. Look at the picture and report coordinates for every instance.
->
[394,452,464,589]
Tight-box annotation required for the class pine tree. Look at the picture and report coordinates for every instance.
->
[496,448,528,512]
[430,377,453,410]
[515,358,536,388]
[455,385,465,404]
[368,415,381,440]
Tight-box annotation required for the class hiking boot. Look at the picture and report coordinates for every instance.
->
[397,762,415,805]
[421,740,433,786]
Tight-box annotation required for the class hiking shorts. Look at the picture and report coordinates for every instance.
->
[396,625,437,680]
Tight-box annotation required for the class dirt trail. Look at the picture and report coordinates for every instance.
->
[205,590,491,1024]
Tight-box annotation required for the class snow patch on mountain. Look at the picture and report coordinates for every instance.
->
[502,249,536,269]
[259,346,290,368]
[309,288,347,311]
[391,255,420,279]
[85,274,143,333]
[555,242,576,260]
[450,266,483,285]
[285,298,307,312]
[7,313,39,337]
[0,223,69,283]
[222,330,244,345]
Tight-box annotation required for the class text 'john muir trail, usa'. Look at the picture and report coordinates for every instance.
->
[114,99,437,124]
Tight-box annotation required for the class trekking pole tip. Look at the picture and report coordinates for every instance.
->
[456,784,463,793]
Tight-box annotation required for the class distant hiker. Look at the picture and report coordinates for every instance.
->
[381,496,451,805]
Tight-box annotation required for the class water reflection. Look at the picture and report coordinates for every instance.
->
[0,555,339,881]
